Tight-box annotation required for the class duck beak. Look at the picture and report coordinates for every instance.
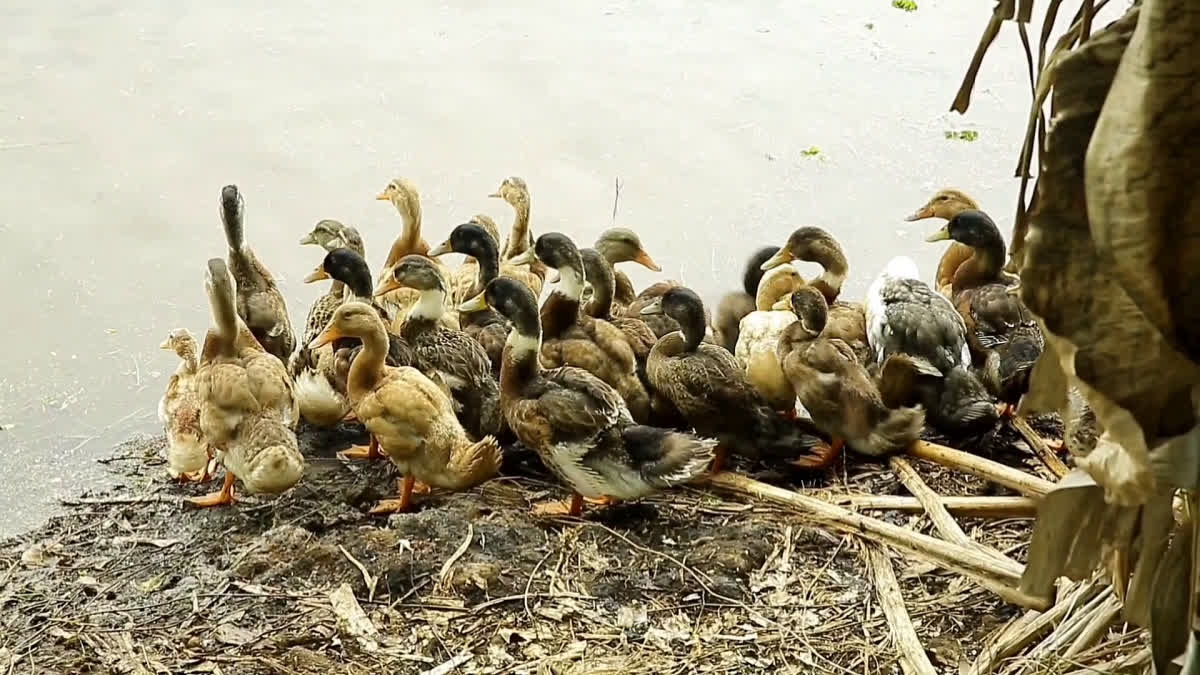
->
[639,297,664,316]
[299,233,318,245]
[428,239,452,257]
[925,226,951,243]
[509,249,536,266]
[375,276,402,297]
[158,338,172,350]
[375,191,390,201]
[303,266,330,283]
[760,249,794,271]
[904,206,935,222]
[487,190,502,199]
[459,291,489,313]
[632,249,662,272]
[309,326,343,349]
[771,297,790,311]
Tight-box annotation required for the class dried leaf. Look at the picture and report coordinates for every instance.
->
[213,623,255,647]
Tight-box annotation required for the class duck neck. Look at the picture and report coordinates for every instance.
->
[581,250,615,318]
[503,199,531,259]
[384,203,426,268]
[500,325,541,396]
[677,309,706,353]
[756,271,794,311]
[342,266,376,302]
[329,280,347,298]
[954,234,1007,290]
[208,285,240,358]
[540,265,584,338]
[175,340,199,373]
[407,288,446,324]
[811,251,848,304]
[476,239,501,289]
[347,324,388,398]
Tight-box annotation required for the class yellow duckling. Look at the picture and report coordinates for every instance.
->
[734,264,807,412]
[311,302,501,513]
[511,233,652,423]
[461,278,715,517]
[777,286,925,465]
[158,329,211,482]
[191,259,303,507]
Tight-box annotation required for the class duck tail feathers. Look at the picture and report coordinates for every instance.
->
[857,406,925,457]
[621,425,716,488]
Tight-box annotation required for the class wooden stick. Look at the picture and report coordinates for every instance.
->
[865,546,938,675]
[1010,415,1070,479]
[707,473,1049,609]
[1063,595,1121,658]
[1030,587,1115,658]
[887,458,1030,606]
[965,579,1100,675]
[908,441,1055,498]
[836,494,1038,518]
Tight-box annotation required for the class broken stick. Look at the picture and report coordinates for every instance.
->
[1010,415,1070,479]
[866,545,938,675]
[707,472,1049,610]
[908,441,1055,498]
[836,494,1037,518]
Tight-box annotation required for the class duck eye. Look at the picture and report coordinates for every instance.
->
[938,195,949,201]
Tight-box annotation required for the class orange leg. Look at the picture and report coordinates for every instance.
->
[790,438,845,471]
[370,475,426,514]
[188,470,236,508]
[997,402,1017,419]
[338,434,382,461]
[533,493,585,517]
[584,496,618,507]
[709,445,728,475]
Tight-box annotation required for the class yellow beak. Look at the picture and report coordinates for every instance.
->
[303,266,330,283]
[375,276,402,297]
[925,226,951,243]
[158,338,172,350]
[299,232,318,245]
[509,249,537,267]
[771,297,790,311]
[632,249,662,272]
[375,191,390,201]
[639,298,663,316]
[760,249,794,271]
[904,206,935,222]
[309,326,343,349]
[487,191,502,199]
[459,291,489,313]
[428,239,453,257]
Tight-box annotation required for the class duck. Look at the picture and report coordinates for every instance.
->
[158,328,211,481]
[904,189,981,296]
[375,178,454,324]
[511,233,653,423]
[191,259,303,507]
[460,277,715,517]
[760,226,869,363]
[375,254,505,440]
[488,177,548,284]
[427,222,515,371]
[925,209,1043,415]
[310,302,501,513]
[295,248,415,427]
[590,227,664,314]
[734,264,808,411]
[777,286,925,464]
[712,246,782,351]
[220,185,296,362]
[297,219,365,352]
[865,256,999,433]
[641,287,833,472]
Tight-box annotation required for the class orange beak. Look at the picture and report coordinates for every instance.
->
[632,249,662,272]
[375,191,391,201]
[309,326,343,349]
[904,206,935,222]
[374,276,402,297]
[303,266,330,283]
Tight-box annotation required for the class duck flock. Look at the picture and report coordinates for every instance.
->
[157,179,1055,517]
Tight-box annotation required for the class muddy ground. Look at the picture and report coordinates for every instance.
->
[1,416,1122,674]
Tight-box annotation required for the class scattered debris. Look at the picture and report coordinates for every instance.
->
[892,0,919,12]
[945,129,981,141]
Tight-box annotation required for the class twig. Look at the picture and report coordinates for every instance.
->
[966,578,1101,675]
[436,524,473,592]
[339,545,378,603]
[58,496,178,506]
[865,546,937,675]
[1063,594,1121,658]
[421,652,472,675]
[1009,416,1070,479]
[707,472,1049,609]
[611,177,623,224]
[834,494,1037,518]
[908,441,1055,498]
[888,457,1030,607]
